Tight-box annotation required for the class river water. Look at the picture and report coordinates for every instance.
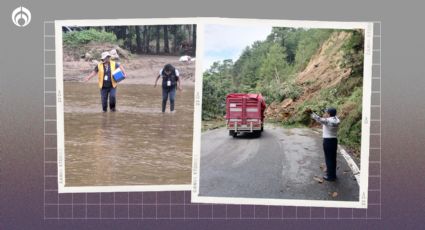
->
[64,82,193,186]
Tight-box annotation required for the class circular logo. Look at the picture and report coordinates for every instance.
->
[12,6,31,27]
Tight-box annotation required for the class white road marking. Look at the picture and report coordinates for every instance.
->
[339,145,361,186]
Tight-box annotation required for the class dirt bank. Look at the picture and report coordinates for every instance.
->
[63,51,196,86]
[265,31,354,122]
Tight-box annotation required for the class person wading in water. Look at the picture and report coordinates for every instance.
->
[154,64,182,113]
[84,51,127,112]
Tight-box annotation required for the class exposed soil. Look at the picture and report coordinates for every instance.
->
[63,44,195,86]
[265,31,353,121]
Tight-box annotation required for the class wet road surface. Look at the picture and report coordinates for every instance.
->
[64,82,193,186]
[199,125,359,201]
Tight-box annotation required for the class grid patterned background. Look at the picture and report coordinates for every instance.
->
[44,21,381,219]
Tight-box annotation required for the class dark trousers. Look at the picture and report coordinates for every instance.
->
[162,87,176,112]
[100,87,116,112]
[323,138,338,179]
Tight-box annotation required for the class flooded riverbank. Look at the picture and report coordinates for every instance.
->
[64,82,193,186]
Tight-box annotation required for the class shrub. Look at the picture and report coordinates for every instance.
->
[340,30,364,76]
[338,87,362,150]
[335,75,363,98]
[338,104,362,149]
[63,29,117,47]
[281,81,303,100]
[293,98,335,125]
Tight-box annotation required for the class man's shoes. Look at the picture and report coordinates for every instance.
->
[111,108,116,112]
[323,175,337,181]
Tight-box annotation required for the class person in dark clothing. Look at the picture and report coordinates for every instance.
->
[84,51,127,112]
[311,107,340,181]
[154,64,183,113]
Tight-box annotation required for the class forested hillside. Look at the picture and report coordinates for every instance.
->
[202,28,364,154]
[63,25,196,61]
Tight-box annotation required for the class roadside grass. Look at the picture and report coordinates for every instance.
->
[201,119,226,132]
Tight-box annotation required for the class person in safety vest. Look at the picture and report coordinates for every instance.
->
[84,51,127,112]
[311,107,340,181]
[154,64,183,113]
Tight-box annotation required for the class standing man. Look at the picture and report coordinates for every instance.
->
[84,51,127,112]
[311,107,340,181]
[154,64,183,113]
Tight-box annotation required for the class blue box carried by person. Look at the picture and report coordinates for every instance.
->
[112,68,125,82]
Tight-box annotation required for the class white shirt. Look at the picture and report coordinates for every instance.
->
[311,113,340,138]
[159,68,180,76]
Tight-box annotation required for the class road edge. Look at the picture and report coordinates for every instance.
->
[311,129,360,186]
[338,145,361,186]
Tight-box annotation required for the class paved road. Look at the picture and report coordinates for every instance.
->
[199,125,359,201]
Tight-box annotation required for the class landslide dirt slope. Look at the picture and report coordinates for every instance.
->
[265,31,354,121]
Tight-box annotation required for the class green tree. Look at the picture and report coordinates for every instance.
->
[259,43,289,82]
[163,25,169,53]
[202,60,235,120]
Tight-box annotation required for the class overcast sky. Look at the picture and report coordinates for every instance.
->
[203,24,272,70]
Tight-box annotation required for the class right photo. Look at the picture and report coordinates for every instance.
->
[193,20,373,208]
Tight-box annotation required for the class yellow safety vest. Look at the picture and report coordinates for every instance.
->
[97,60,117,88]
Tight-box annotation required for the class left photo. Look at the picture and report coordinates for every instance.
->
[55,20,196,192]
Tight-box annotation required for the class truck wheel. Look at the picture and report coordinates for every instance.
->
[261,125,264,132]
[229,130,237,137]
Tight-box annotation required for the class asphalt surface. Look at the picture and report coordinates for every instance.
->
[199,125,359,201]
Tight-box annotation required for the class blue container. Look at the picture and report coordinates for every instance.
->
[112,68,125,82]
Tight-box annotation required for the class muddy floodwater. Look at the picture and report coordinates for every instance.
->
[64,82,193,186]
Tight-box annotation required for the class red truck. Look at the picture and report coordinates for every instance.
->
[225,93,266,137]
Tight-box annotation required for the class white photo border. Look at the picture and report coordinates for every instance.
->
[55,18,199,193]
[191,18,373,209]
